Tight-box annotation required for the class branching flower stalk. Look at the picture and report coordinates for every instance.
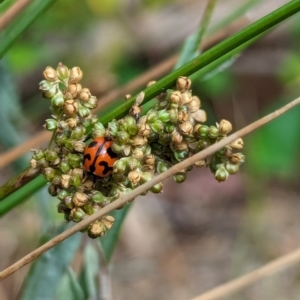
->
[33,63,245,238]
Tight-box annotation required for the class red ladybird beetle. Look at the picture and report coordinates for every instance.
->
[83,137,118,177]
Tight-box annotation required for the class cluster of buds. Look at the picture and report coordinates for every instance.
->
[31,63,115,238]
[108,76,244,190]
[31,63,245,239]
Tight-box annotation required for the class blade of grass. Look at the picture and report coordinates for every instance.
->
[0,0,57,58]
[19,226,81,300]
[100,0,300,126]
[174,0,218,69]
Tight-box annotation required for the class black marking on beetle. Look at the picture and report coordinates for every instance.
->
[98,160,113,176]
[106,146,118,159]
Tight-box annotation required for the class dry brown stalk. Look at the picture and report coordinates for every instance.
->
[0,95,299,280]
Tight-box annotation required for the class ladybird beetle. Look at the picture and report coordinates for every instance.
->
[83,137,118,177]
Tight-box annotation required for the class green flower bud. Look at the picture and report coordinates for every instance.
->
[56,63,69,82]
[173,149,189,161]
[91,191,105,203]
[83,95,97,109]
[157,109,170,123]
[59,161,70,173]
[66,153,82,168]
[170,109,179,124]
[146,109,158,123]
[111,143,124,154]
[64,195,75,209]
[42,85,57,99]
[150,120,164,134]
[112,173,128,184]
[44,119,57,131]
[173,172,186,183]
[151,182,163,193]
[43,167,56,182]
[113,158,128,174]
[140,172,153,183]
[39,80,54,91]
[58,190,69,201]
[127,157,141,170]
[71,207,86,222]
[83,202,98,215]
[116,131,130,144]
[225,161,240,174]
[32,149,45,160]
[195,125,209,139]
[165,122,175,134]
[156,160,170,173]
[44,150,58,163]
[70,125,85,140]
[78,106,90,118]
[196,139,210,151]
[127,123,139,136]
[52,175,61,186]
[121,116,136,129]
[158,133,172,146]
[208,126,219,138]
[215,165,229,182]
[106,120,119,137]
[69,175,81,187]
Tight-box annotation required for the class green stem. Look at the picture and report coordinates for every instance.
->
[100,0,300,126]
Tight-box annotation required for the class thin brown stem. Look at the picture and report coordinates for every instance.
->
[0,96,299,280]
[0,17,249,170]
[0,0,33,31]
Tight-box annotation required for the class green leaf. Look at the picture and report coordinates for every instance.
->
[174,0,218,69]
[0,0,57,58]
[19,225,82,300]
[101,204,131,261]
[246,99,300,178]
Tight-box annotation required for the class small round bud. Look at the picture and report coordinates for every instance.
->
[57,190,69,201]
[208,126,219,138]
[173,149,189,161]
[43,66,58,82]
[191,109,207,123]
[151,182,163,193]
[67,83,82,98]
[69,175,81,187]
[116,131,130,145]
[79,88,91,102]
[131,135,147,147]
[78,106,91,118]
[188,96,201,113]
[66,118,77,128]
[71,207,86,222]
[230,153,245,164]
[48,184,58,196]
[181,91,192,105]
[44,119,57,131]
[73,192,88,207]
[169,91,182,105]
[64,99,78,115]
[173,172,186,183]
[219,119,232,135]
[101,215,115,230]
[113,158,128,174]
[144,154,155,166]
[168,109,178,124]
[172,130,183,144]
[176,76,191,92]
[69,67,83,84]
[215,165,229,182]
[83,95,97,109]
[146,109,158,123]
[177,110,189,123]
[91,191,105,203]
[139,124,151,137]
[64,195,75,209]
[127,157,141,170]
[43,167,56,182]
[72,141,86,152]
[194,160,206,167]
[225,161,240,174]
[61,174,71,189]
[44,150,58,163]
[30,159,37,168]
[157,109,170,123]
[173,142,188,151]
[230,138,244,149]
[132,148,144,160]
[56,63,69,81]
[128,170,141,184]
[150,120,164,134]
[70,125,85,140]
[179,121,193,136]
[39,80,54,91]
[42,85,57,99]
